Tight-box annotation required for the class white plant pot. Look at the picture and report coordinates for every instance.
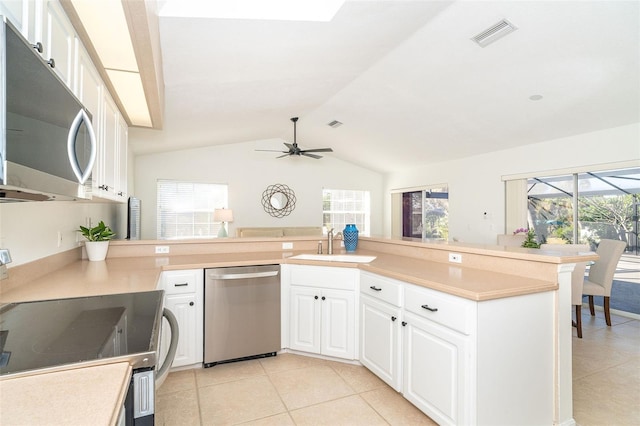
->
[85,241,110,261]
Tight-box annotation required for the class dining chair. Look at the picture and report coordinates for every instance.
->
[541,243,590,338]
[497,234,527,246]
[583,239,627,327]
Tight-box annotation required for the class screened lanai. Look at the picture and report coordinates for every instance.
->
[526,167,639,316]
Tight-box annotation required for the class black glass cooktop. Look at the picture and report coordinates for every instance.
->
[0,291,164,377]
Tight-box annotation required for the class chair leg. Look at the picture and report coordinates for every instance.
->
[589,295,595,316]
[575,305,582,338]
[604,296,611,326]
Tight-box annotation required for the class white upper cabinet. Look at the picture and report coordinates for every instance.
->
[41,0,75,86]
[75,45,103,131]
[1,0,36,41]
[2,0,129,203]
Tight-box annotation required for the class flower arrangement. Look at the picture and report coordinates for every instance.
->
[513,227,540,248]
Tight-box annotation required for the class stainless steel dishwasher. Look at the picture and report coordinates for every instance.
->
[204,264,281,367]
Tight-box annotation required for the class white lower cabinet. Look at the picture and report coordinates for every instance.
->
[402,311,471,425]
[359,272,403,391]
[284,264,358,360]
[359,271,554,426]
[158,269,203,368]
[290,286,356,360]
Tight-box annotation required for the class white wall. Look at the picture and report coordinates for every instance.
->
[134,140,384,240]
[384,123,640,244]
[0,201,120,266]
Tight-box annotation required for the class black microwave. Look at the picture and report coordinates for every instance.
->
[0,17,96,201]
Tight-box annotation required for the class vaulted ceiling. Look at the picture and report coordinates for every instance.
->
[128,0,640,173]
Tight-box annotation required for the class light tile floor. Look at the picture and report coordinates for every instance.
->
[157,312,639,426]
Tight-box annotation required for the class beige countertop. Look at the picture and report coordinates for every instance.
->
[1,247,595,303]
[0,241,598,425]
[0,362,131,426]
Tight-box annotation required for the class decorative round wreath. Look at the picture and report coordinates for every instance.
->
[261,184,296,218]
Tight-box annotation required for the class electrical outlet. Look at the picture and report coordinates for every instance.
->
[448,252,462,263]
[155,246,170,254]
[282,242,293,250]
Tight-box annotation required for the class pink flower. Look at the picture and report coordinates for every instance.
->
[513,227,528,235]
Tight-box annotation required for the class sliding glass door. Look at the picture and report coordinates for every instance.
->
[524,167,639,316]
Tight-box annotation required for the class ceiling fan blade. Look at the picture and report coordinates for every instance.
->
[276,153,291,158]
[255,149,288,153]
[300,148,333,153]
[301,152,322,159]
[284,142,295,150]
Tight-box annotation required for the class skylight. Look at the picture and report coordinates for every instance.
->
[159,0,346,22]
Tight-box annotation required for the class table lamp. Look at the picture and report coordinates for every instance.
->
[214,208,233,238]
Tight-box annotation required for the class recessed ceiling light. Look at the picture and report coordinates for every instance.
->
[160,0,346,22]
[529,95,544,101]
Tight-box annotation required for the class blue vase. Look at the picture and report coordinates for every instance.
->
[343,224,359,252]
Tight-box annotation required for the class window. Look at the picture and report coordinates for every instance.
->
[157,180,228,239]
[322,189,370,236]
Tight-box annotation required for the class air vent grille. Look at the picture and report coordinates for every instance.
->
[327,120,343,128]
[472,19,517,47]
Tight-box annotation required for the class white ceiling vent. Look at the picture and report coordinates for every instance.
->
[327,120,343,128]
[471,19,517,47]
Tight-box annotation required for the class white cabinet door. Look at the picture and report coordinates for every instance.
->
[92,92,127,201]
[41,0,75,87]
[96,94,118,196]
[320,289,355,360]
[360,294,402,391]
[402,311,470,426]
[158,269,203,369]
[164,293,197,368]
[116,115,128,198]
[289,285,355,360]
[289,286,321,354]
[0,0,36,41]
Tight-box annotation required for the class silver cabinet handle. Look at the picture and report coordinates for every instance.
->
[421,304,438,312]
[369,286,382,292]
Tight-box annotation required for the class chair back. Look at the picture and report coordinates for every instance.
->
[541,243,590,305]
[588,239,627,292]
[497,234,527,246]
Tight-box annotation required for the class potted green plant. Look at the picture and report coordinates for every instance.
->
[79,221,115,261]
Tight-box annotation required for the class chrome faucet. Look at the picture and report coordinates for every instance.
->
[327,228,342,255]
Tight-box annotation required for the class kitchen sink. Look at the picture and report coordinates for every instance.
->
[290,254,377,263]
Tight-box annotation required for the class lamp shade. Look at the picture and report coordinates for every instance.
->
[214,208,234,222]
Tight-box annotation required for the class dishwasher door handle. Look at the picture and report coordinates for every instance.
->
[207,270,279,280]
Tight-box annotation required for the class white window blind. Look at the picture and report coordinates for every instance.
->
[157,180,228,239]
[322,189,370,236]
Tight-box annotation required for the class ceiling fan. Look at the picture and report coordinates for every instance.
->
[257,117,333,159]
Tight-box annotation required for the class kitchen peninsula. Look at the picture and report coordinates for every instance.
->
[0,236,597,425]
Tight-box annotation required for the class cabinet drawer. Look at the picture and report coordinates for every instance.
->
[289,265,357,291]
[162,270,200,294]
[404,284,475,335]
[360,272,402,307]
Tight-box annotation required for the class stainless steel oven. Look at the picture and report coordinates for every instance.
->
[0,291,179,425]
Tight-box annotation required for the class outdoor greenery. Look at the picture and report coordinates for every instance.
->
[528,194,636,248]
